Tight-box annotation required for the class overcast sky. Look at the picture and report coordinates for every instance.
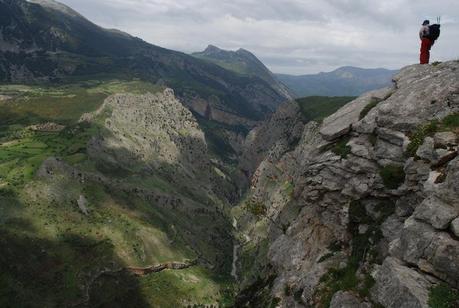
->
[58,0,459,75]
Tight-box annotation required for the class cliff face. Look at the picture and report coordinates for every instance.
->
[234,61,459,307]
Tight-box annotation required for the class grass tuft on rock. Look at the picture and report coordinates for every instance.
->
[442,113,459,129]
[406,113,459,157]
[359,98,382,120]
[406,121,438,157]
[315,266,359,308]
[315,199,394,307]
[379,165,405,189]
[332,136,351,159]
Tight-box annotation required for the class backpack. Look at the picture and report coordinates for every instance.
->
[428,24,441,41]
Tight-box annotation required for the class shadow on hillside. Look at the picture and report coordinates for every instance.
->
[0,189,149,307]
[85,126,236,274]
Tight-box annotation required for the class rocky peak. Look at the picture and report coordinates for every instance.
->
[84,89,212,182]
[27,0,83,18]
[202,44,223,55]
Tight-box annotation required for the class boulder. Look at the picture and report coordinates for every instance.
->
[371,257,433,308]
[451,218,459,237]
[381,215,403,241]
[77,195,89,215]
[376,62,459,132]
[438,157,459,206]
[320,87,393,141]
[396,218,459,288]
[375,138,405,164]
[330,291,371,308]
[413,196,458,229]
[433,132,458,148]
[377,127,409,147]
[416,137,436,162]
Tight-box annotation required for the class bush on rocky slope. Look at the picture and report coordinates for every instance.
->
[428,284,459,308]
[379,164,406,189]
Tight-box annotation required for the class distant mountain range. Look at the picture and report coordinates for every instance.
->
[276,66,399,97]
[192,45,399,98]
[192,45,293,99]
[0,0,290,125]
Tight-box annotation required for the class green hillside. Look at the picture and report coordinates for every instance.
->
[0,81,236,307]
[192,45,293,99]
[296,96,356,122]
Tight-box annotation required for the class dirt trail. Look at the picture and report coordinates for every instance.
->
[127,260,197,276]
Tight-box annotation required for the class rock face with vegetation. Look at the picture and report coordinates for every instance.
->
[234,60,459,307]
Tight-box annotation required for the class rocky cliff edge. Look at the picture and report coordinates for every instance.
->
[234,60,459,307]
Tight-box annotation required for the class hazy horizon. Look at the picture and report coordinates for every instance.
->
[55,0,459,74]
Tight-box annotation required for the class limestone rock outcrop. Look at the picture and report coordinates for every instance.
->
[234,61,459,307]
[85,89,210,178]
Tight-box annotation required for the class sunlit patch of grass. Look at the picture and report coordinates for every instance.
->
[0,79,163,126]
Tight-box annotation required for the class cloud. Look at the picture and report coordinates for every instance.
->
[59,0,459,74]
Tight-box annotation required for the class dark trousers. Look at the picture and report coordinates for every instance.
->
[420,38,432,64]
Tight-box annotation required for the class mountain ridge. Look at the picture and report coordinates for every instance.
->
[0,0,290,129]
[192,44,294,100]
[276,66,399,97]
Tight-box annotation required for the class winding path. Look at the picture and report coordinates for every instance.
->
[127,260,197,276]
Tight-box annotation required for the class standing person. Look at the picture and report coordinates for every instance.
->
[419,20,433,64]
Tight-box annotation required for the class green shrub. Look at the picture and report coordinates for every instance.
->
[315,266,359,308]
[442,113,459,129]
[246,200,266,217]
[358,274,376,298]
[317,252,335,263]
[283,181,294,198]
[428,284,459,308]
[406,114,459,157]
[269,298,281,308]
[349,200,372,225]
[406,121,438,157]
[327,241,343,252]
[332,137,351,158]
[315,198,394,307]
[431,61,442,66]
[379,165,406,189]
[359,98,382,120]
